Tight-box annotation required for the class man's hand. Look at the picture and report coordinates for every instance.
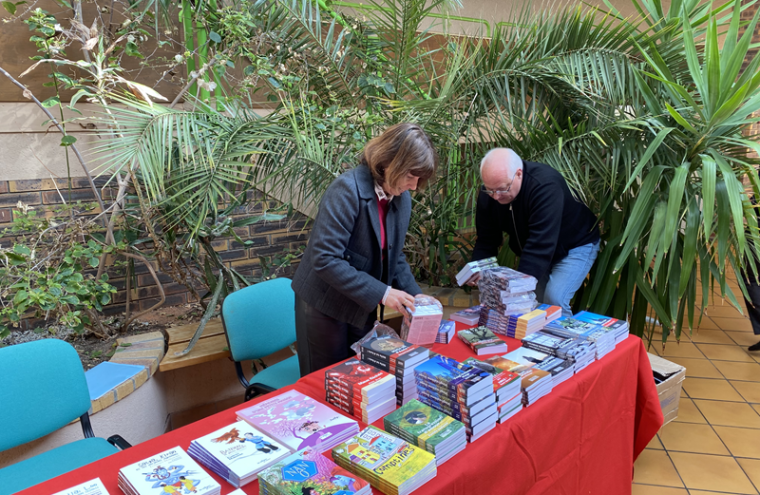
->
[386,289,416,317]
[466,273,482,286]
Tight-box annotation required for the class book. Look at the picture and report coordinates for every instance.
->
[449,306,482,326]
[236,390,358,454]
[360,336,430,374]
[383,400,467,465]
[457,326,509,355]
[456,257,499,286]
[400,302,443,346]
[118,446,220,495]
[413,355,493,399]
[331,426,437,495]
[461,357,520,400]
[324,359,395,401]
[258,446,372,495]
[435,320,456,344]
[52,478,109,495]
[544,316,615,358]
[477,267,537,294]
[188,420,289,487]
[536,304,562,323]
[574,310,630,344]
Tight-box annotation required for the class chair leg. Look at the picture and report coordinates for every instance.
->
[244,383,276,402]
[107,434,132,450]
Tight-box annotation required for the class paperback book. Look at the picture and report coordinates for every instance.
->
[331,426,437,495]
[118,446,221,495]
[574,310,630,344]
[449,306,482,327]
[258,446,371,495]
[456,257,499,286]
[52,478,109,495]
[400,299,443,347]
[456,326,508,355]
[435,320,456,344]
[236,389,358,454]
[188,420,289,487]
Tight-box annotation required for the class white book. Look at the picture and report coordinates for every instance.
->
[190,420,290,486]
[52,478,109,495]
[402,304,443,345]
[119,446,221,495]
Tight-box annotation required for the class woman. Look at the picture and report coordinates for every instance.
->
[291,123,438,376]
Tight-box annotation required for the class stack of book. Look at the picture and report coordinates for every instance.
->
[325,359,398,423]
[413,355,497,442]
[503,347,565,396]
[384,399,467,466]
[118,447,221,495]
[187,420,289,487]
[259,446,372,495]
[455,257,499,286]
[544,316,615,359]
[361,336,430,405]
[574,310,630,344]
[537,304,563,323]
[456,326,508,355]
[521,331,595,371]
[435,320,456,344]
[332,426,437,495]
[479,307,546,338]
[450,306,482,327]
[400,298,443,347]
[237,389,358,454]
[478,267,538,310]
[483,355,553,407]
[462,358,522,423]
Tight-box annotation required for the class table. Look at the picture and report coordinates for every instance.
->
[19,335,662,495]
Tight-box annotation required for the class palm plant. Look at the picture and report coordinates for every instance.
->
[95,0,760,346]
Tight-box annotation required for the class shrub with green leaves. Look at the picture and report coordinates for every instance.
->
[0,204,122,340]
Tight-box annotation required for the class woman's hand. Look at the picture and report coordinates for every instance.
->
[385,289,416,317]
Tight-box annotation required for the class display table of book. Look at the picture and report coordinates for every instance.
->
[18,334,662,495]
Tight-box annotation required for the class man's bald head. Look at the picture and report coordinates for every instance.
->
[480,148,524,204]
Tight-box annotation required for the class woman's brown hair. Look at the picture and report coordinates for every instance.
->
[361,123,438,191]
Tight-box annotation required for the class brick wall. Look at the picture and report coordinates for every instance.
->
[0,177,312,327]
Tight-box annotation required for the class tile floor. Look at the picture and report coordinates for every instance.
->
[634,271,760,494]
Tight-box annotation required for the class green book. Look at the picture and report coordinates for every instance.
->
[384,399,465,453]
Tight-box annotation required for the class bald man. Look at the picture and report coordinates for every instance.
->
[471,148,600,316]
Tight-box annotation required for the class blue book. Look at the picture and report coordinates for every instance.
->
[85,361,145,400]
[413,355,492,397]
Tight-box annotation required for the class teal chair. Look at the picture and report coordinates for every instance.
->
[0,339,130,495]
[221,277,301,401]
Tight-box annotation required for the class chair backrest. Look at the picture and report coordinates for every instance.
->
[0,339,92,452]
[221,277,296,362]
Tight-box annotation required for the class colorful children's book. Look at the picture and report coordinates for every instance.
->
[52,478,109,495]
[236,390,358,454]
[384,399,466,462]
[258,446,372,495]
[188,420,290,487]
[331,426,437,495]
[118,446,221,495]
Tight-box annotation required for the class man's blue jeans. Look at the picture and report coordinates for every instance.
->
[535,240,600,317]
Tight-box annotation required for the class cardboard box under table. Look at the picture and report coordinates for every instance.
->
[647,353,686,426]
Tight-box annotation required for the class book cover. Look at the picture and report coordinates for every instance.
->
[413,355,491,397]
[324,359,393,397]
[544,316,598,335]
[191,420,289,479]
[450,306,482,325]
[461,358,519,390]
[482,356,551,391]
[574,311,628,331]
[119,446,220,495]
[384,400,465,451]
[456,326,508,354]
[52,478,109,495]
[361,337,428,372]
[237,390,357,452]
[258,446,370,495]
[332,426,435,487]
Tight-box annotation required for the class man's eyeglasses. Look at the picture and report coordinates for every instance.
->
[483,170,517,197]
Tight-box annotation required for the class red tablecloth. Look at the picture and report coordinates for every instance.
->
[18,335,662,495]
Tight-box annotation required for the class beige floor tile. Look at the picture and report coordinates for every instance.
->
[669,452,755,494]
[689,492,751,495]
[713,360,760,382]
[694,399,760,428]
[633,449,684,487]
[706,305,747,319]
[647,434,664,450]
[631,486,688,495]
[736,457,760,492]
[728,331,760,347]
[666,357,723,379]
[681,388,688,398]
[690,330,735,345]
[696,344,755,363]
[682,378,745,401]
[714,426,760,458]
[660,342,706,359]
[672,398,707,424]
[732,381,760,403]
[717,318,755,332]
[658,422,730,454]
[695,318,722,330]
